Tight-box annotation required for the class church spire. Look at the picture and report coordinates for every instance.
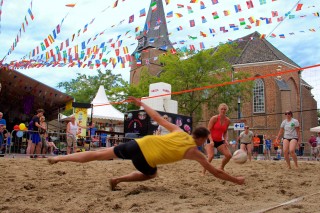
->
[134,0,173,53]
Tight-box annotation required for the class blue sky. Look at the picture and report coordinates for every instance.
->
[0,0,319,103]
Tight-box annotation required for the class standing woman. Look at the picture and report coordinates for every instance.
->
[203,103,232,174]
[276,111,300,169]
[39,116,48,157]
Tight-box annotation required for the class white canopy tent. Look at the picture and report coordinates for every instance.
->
[87,85,124,123]
[310,126,320,133]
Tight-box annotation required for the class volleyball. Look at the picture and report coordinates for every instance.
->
[232,149,247,164]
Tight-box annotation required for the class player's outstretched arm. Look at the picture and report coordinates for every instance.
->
[184,147,245,185]
[128,97,181,133]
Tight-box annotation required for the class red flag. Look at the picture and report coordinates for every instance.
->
[128,15,134,23]
[44,38,50,48]
[296,3,303,11]
[246,1,254,9]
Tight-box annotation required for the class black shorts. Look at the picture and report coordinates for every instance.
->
[213,140,224,148]
[283,138,298,142]
[253,146,259,152]
[241,142,250,146]
[113,140,157,176]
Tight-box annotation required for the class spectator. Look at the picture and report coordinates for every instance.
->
[264,135,272,160]
[28,109,46,158]
[0,112,6,129]
[39,116,48,157]
[253,134,260,160]
[66,115,91,155]
[309,135,318,160]
[298,142,305,157]
[316,132,320,159]
[156,115,170,136]
[276,110,300,169]
[0,112,7,153]
[237,126,254,161]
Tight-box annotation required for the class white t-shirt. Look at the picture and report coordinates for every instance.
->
[280,118,299,139]
[239,131,254,143]
[157,125,170,136]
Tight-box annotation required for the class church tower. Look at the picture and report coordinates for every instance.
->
[130,0,173,85]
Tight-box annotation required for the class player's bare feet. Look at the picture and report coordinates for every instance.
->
[47,157,57,164]
[109,178,118,191]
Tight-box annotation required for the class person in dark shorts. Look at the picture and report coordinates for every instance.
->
[237,126,254,161]
[202,103,232,175]
[48,97,244,190]
[276,111,300,169]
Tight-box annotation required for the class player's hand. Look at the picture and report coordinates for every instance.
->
[128,96,142,106]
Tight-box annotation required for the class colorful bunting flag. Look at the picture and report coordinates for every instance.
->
[25,16,29,26]
[177,4,184,8]
[200,42,205,49]
[246,1,254,9]
[259,0,266,5]
[189,20,195,27]
[296,3,303,11]
[200,1,206,9]
[129,15,134,23]
[279,34,285,38]
[248,16,255,24]
[187,6,193,14]
[165,0,170,5]
[177,26,183,31]
[223,10,230,16]
[201,16,207,23]
[209,28,215,33]
[190,0,198,3]
[271,11,278,17]
[151,1,157,12]
[48,34,54,44]
[234,4,242,13]
[139,8,146,17]
[277,16,284,22]
[113,0,118,8]
[211,0,218,4]
[44,38,50,48]
[239,18,246,25]
[175,13,183,18]
[166,11,173,18]
[28,8,34,20]
[200,31,207,37]
[212,11,219,19]
[65,4,76,7]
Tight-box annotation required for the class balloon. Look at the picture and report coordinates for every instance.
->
[16,131,24,138]
[19,123,26,130]
[14,125,20,131]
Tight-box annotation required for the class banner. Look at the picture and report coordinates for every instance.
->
[75,107,88,138]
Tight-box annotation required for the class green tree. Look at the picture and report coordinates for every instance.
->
[131,43,253,124]
[57,69,129,112]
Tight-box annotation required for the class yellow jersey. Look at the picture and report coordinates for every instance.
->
[135,131,196,168]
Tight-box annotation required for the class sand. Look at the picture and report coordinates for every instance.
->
[0,157,319,213]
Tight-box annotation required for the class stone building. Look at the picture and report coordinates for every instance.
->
[129,0,318,144]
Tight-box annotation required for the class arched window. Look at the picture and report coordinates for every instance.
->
[253,79,265,113]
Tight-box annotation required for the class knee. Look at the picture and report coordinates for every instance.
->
[289,150,296,155]
[225,152,232,160]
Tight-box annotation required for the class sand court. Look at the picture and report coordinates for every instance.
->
[0,158,319,213]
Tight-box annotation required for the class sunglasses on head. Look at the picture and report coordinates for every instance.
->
[284,112,292,115]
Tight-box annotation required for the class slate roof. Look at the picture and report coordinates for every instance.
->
[231,31,300,68]
[274,78,290,91]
